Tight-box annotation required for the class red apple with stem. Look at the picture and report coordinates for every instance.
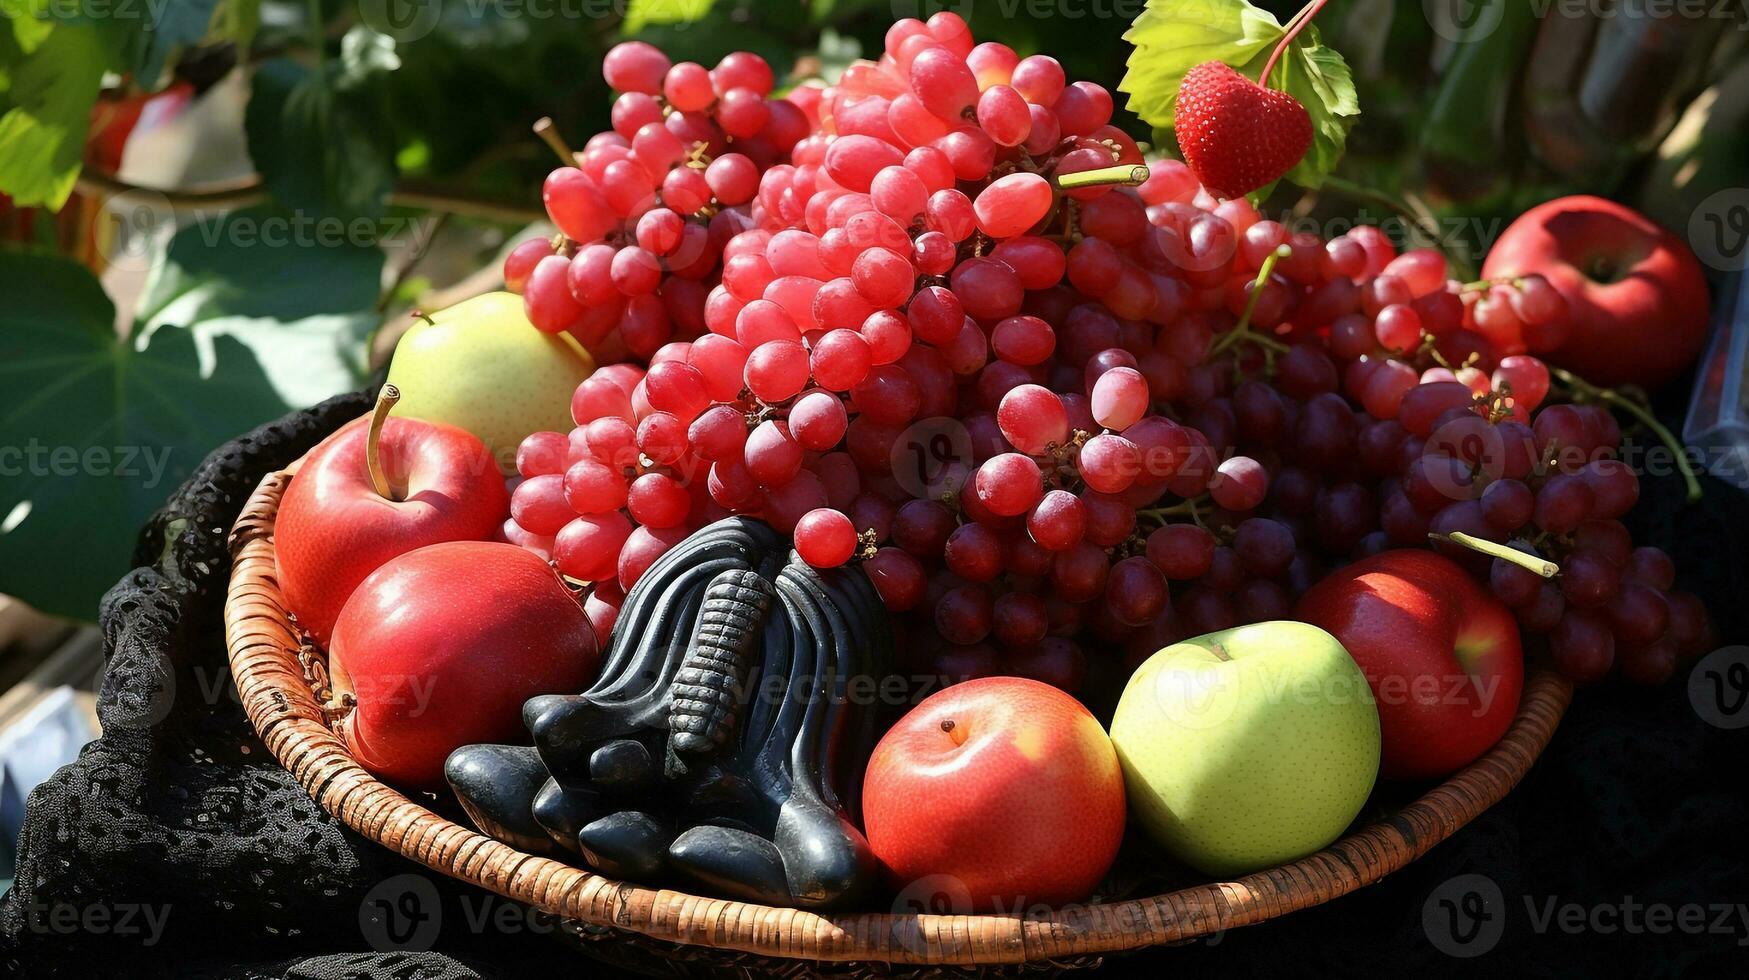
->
[1482,195,1710,390]
[862,677,1125,913]
[277,385,509,646]
[1294,549,1523,781]
[328,541,599,787]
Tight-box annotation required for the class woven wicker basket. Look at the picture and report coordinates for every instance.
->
[225,466,1573,968]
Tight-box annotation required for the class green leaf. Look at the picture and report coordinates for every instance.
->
[812,27,861,85]
[135,0,223,87]
[245,44,397,219]
[0,22,109,209]
[9,5,55,54]
[807,0,888,25]
[620,18,789,77]
[1120,0,1282,127]
[0,252,292,621]
[134,206,384,407]
[1120,0,1360,190]
[1274,28,1359,188]
[623,0,715,35]
[210,0,262,51]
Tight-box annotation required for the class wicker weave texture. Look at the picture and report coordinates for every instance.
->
[225,468,1573,966]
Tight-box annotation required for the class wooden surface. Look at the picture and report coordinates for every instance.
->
[225,468,1575,966]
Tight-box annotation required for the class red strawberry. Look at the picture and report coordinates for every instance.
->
[1174,60,1312,199]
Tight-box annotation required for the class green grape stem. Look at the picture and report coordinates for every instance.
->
[1549,366,1703,504]
[1055,164,1150,190]
[1429,532,1559,577]
[1208,244,1293,358]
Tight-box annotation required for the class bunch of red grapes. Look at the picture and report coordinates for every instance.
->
[499,13,1712,694]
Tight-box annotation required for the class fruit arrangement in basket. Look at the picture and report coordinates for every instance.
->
[266,7,1719,918]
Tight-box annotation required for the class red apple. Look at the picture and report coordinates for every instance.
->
[277,399,508,647]
[329,541,599,787]
[862,677,1124,913]
[1483,195,1710,389]
[1294,550,1523,781]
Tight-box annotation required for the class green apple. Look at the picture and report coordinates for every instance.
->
[1110,620,1380,877]
[386,291,593,474]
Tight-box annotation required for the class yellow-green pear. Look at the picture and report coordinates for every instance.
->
[386,292,592,473]
[1110,621,1380,877]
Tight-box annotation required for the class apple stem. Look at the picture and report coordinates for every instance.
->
[1261,0,1329,89]
[533,117,576,165]
[366,384,402,502]
[320,693,355,727]
[1054,164,1149,190]
[1549,366,1702,504]
[1209,244,1293,358]
[1429,532,1560,577]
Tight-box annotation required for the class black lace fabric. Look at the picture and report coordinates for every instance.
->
[0,389,1745,979]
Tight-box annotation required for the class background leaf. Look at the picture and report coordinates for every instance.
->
[0,252,292,620]
[132,0,224,87]
[133,206,386,406]
[244,51,397,219]
[623,0,716,35]
[0,23,109,208]
[1274,28,1360,188]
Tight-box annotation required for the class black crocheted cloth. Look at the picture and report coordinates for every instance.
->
[1,387,1746,979]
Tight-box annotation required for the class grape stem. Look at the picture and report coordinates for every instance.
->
[1055,164,1149,190]
[533,117,577,165]
[1261,0,1329,89]
[1550,366,1703,504]
[1316,175,1476,281]
[366,384,402,501]
[1139,494,1209,528]
[1208,244,1293,358]
[1430,532,1560,577]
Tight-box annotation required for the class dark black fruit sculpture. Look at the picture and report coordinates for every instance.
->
[446,517,894,910]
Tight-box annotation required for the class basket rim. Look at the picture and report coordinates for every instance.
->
[223,466,1572,966]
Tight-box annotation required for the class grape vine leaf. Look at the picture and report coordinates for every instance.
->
[1120,0,1359,190]
[623,0,716,35]
[244,29,400,219]
[133,206,384,407]
[0,22,110,209]
[129,0,225,87]
[0,252,289,621]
